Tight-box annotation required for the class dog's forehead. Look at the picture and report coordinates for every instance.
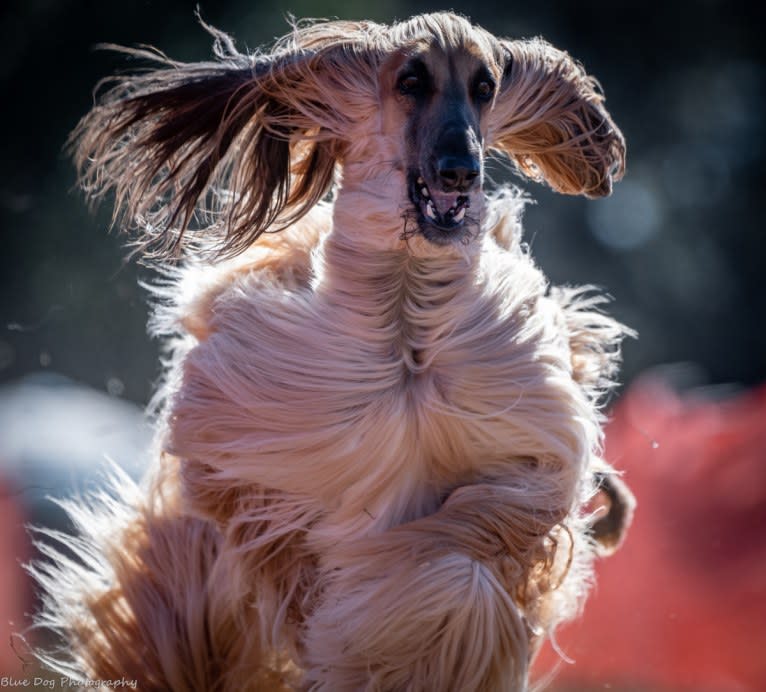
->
[390,13,504,78]
[419,40,499,81]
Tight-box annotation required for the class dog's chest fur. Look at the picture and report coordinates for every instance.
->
[174,234,588,541]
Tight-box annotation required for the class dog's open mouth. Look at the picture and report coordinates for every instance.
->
[408,171,472,243]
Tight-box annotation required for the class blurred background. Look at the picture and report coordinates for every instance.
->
[0,0,763,689]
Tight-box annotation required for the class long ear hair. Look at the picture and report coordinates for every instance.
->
[71,18,381,259]
[488,38,625,198]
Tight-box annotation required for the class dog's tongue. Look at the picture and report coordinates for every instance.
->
[429,190,462,215]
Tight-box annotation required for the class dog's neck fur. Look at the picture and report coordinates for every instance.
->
[319,238,475,376]
[319,167,484,370]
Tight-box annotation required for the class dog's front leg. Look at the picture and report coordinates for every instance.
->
[300,480,572,692]
[180,458,323,657]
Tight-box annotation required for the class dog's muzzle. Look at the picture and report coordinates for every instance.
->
[408,167,480,245]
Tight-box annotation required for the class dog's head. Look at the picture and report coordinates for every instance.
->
[376,18,501,247]
[378,15,624,248]
[72,13,624,258]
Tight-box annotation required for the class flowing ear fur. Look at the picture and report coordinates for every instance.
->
[488,38,625,198]
[71,19,380,259]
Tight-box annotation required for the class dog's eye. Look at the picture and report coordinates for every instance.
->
[398,74,423,96]
[475,80,495,101]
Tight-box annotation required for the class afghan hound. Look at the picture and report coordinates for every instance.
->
[33,12,635,691]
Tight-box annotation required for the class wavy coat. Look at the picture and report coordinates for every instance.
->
[33,12,634,691]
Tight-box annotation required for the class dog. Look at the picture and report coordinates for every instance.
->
[33,12,635,691]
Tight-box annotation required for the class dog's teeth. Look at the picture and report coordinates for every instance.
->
[421,187,430,198]
[454,207,466,222]
[425,201,436,219]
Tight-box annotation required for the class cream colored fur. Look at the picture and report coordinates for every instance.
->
[32,12,633,692]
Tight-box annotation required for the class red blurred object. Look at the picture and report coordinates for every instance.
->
[0,477,30,675]
[535,378,766,691]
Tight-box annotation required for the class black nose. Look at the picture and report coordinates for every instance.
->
[437,156,481,191]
